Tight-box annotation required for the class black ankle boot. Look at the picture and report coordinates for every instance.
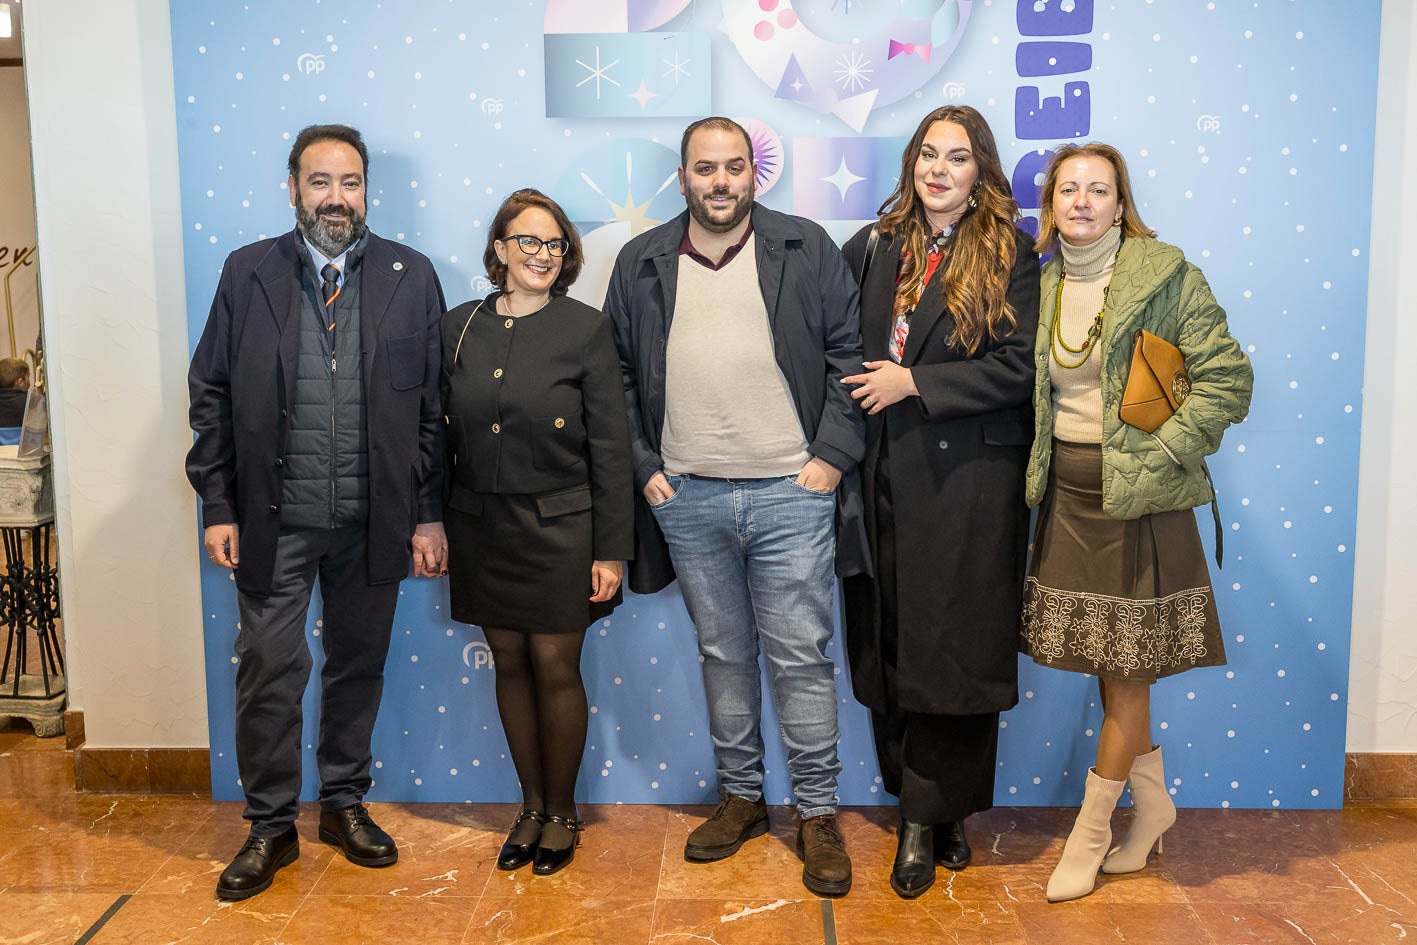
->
[890,819,935,899]
[934,819,972,870]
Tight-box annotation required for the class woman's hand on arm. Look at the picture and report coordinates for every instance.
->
[842,360,919,415]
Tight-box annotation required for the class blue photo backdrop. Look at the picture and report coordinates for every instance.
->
[171,0,1380,810]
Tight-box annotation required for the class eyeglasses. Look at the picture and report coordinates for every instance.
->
[500,234,570,257]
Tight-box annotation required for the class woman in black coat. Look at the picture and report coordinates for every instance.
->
[442,189,633,877]
[841,106,1040,899]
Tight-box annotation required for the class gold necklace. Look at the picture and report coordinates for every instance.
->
[1049,268,1108,369]
[499,293,551,318]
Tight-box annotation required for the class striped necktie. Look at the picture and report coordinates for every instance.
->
[321,262,340,371]
[320,262,341,323]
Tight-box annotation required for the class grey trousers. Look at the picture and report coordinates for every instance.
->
[233,526,400,836]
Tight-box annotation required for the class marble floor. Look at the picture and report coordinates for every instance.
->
[3,729,1415,944]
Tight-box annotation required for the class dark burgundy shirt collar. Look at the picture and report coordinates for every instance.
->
[679,222,754,271]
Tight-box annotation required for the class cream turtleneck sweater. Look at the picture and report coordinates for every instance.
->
[1048,225,1121,444]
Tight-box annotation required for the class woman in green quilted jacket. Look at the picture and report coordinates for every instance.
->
[1020,143,1253,903]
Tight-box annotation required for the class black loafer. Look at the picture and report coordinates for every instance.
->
[497,809,545,871]
[318,803,398,867]
[934,819,971,870]
[889,819,935,899]
[531,814,583,876]
[216,826,299,901]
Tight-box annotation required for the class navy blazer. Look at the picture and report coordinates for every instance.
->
[187,229,446,597]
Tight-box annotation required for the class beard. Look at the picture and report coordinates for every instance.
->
[686,185,753,234]
[295,192,368,258]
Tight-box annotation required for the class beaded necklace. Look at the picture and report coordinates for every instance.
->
[1049,267,1109,369]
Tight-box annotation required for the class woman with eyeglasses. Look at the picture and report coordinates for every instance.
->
[441,188,633,876]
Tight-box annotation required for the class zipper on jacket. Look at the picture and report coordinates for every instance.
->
[329,347,338,527]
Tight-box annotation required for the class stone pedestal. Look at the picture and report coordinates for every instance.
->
[0,673,65,737]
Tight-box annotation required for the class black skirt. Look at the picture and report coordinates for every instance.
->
[1020,440,1226,681]
[446,488,620,635]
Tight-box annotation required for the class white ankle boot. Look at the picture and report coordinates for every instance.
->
[1102,745,1176,874]
[1046,768,1126,903]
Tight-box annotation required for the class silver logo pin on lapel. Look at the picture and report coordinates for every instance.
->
[392,261,404,271]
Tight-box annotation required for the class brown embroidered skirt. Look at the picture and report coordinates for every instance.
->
[1020,440,1226,682]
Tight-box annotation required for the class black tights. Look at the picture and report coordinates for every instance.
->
[483,627,588,845]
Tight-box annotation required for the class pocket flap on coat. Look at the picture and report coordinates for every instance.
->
[535,484,592,519]
[982,420,1033,447]
[447,483,485,516]
[386,332,425,391]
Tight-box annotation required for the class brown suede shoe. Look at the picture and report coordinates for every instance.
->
[684,793,770,861]
[796,813,852,896]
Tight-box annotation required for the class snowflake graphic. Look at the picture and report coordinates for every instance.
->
[662,50,692,86]
[575,46,621,101]
[833,49,874,94]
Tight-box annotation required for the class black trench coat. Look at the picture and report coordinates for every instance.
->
[840,224,1040,716]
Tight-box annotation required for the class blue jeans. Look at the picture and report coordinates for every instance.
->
[652,474,842,817]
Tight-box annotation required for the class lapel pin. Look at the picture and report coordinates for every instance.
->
[392,261,404,271]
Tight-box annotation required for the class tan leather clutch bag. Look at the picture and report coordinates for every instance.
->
[1119,329,1191,433]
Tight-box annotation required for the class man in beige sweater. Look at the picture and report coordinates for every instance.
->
[604,117,867,897]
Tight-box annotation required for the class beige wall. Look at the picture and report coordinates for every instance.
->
[0,66,39,362]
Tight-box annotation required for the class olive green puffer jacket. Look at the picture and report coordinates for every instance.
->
[1025,236,1253,519]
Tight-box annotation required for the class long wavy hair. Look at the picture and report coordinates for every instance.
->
[876,106,1019,355]
[1033,142,1156,255]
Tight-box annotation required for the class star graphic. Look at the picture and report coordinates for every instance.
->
[607,188,659,236]
[791,78,805,93]
[575,47,621,101]
[662,51,692,86]
[821,156,866,201]
[628,80,658,112]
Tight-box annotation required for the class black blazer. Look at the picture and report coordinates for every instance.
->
[187,229,447,597]
[439,294,634,562]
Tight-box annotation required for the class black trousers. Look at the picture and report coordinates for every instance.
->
[234,526,400,836]
[872,438,999,825]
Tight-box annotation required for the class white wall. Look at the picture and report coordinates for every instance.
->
[22,0,207,747]
[1348,0,1417,753]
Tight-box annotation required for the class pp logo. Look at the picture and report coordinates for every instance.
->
[1196,114,1222,134]
[297,53,326,76]
[471,276,494,293]
[943,82,967,100]
[480,98,505,118]
[462,641,495,670]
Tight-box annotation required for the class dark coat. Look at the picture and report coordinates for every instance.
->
[840,224,1040,716]
[439,293,634,562]
[603,205,869,594]
[187,229,447,597]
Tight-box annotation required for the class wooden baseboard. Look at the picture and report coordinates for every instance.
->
[1346,753,1417,800]
[72,746,210,795]
[64,709,84,751]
